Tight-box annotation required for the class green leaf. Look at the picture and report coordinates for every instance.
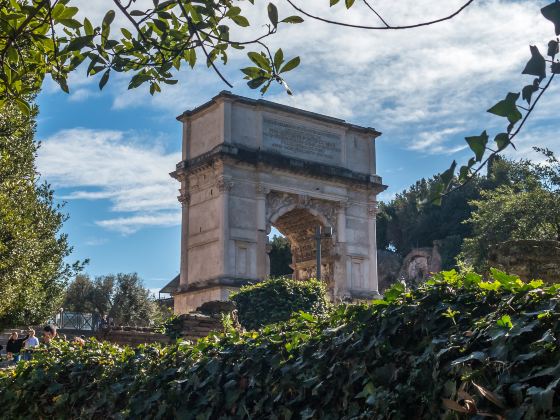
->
[267,3,278,27]
[465,131,488,162]
[440,160,457,187]
[522,83,538,104]
[487,92,522,125]
[231,15,249,27]
[542,1,560,35]
[330,0,340,6]
[494,133,510,151]
[99,69,110,90]
[102,10,116,27]
[247,77,267,89]
[547,40,559,58]
[247,52,270,71]
[65,35,95,52]
[281,16,304,24]
[345,0,356,8]
[241,66,264,78]
[552,62,560,74]
[84,18,94,36]
[279,56,300,73]
[497,314,513,329]
[522,46,546,79]
[273,48,284,70]
[153,19,167,32]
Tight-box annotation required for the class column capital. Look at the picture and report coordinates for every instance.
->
[337,200,349,211]
[217,176,233,193]
[256,183,269,196]
[178,188,190,207]
[367,201,378,218]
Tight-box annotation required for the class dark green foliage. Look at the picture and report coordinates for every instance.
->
[378,158,540,270]
[269,235,293,277]
[230,277,330,330]
[0,100,80,329]
[64,273,163,326]
[460,152,560,271]
[0,270,559,419]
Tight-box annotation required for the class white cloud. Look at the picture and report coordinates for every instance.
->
[41,1,559,164]
[96,212,181,235]
[37,128,181,234]
[84,237,109,246]
[409,128,468,154]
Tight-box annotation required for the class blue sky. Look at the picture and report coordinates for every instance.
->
[34,0,560,290]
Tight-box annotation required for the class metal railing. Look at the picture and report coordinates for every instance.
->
[54,312,99,331]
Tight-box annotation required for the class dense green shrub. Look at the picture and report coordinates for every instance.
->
[1,270,559,419]
[229,277,330,330]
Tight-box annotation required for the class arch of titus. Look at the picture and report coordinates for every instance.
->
[171,91,387,313]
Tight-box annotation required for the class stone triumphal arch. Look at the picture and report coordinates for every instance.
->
[171,92,387,313]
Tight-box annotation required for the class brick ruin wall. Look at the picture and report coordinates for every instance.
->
[488,240,560,284]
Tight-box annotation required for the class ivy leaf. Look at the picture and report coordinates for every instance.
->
[522,46,546,80]
[330,0,340,6]
[542,1,560,36]
[497,315,514,329]
[267,3,278,27]
[547,40,559,58]
[458,165,469,183]
[494,133,510,151]
[465,131,488,162]
[440,160,457,187]
[345,0,356,8]
[522,82,538,105]
[552,62,560,73]
[487,92,522,125]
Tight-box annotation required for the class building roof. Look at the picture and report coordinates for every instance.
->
[176,91,381,138]
[160,274,179,294]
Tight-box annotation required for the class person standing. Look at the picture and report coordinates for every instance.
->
[42,324,58,345]
[22,329,39,361]
[6,331,28,363]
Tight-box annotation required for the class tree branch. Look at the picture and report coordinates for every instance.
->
[443,73,556,198]
[284,0,476,30]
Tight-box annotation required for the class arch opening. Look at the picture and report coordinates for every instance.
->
[269,207,334,294]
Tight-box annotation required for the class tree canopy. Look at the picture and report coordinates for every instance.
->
[64,273,164,326]
[459,151,560,271]
[0,99,80,329]
[377,157,543,269]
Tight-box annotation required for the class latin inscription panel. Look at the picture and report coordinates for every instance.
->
[263,118,342,165]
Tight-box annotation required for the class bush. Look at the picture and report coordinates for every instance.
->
[0,270,559,419]
[229,277,330,330]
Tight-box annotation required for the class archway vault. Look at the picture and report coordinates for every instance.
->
[271,205,335,294]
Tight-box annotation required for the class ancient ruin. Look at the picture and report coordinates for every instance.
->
[171,92,386,313]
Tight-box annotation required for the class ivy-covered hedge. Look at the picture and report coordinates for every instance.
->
[0,270,559,419]
[229,276,330,330]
